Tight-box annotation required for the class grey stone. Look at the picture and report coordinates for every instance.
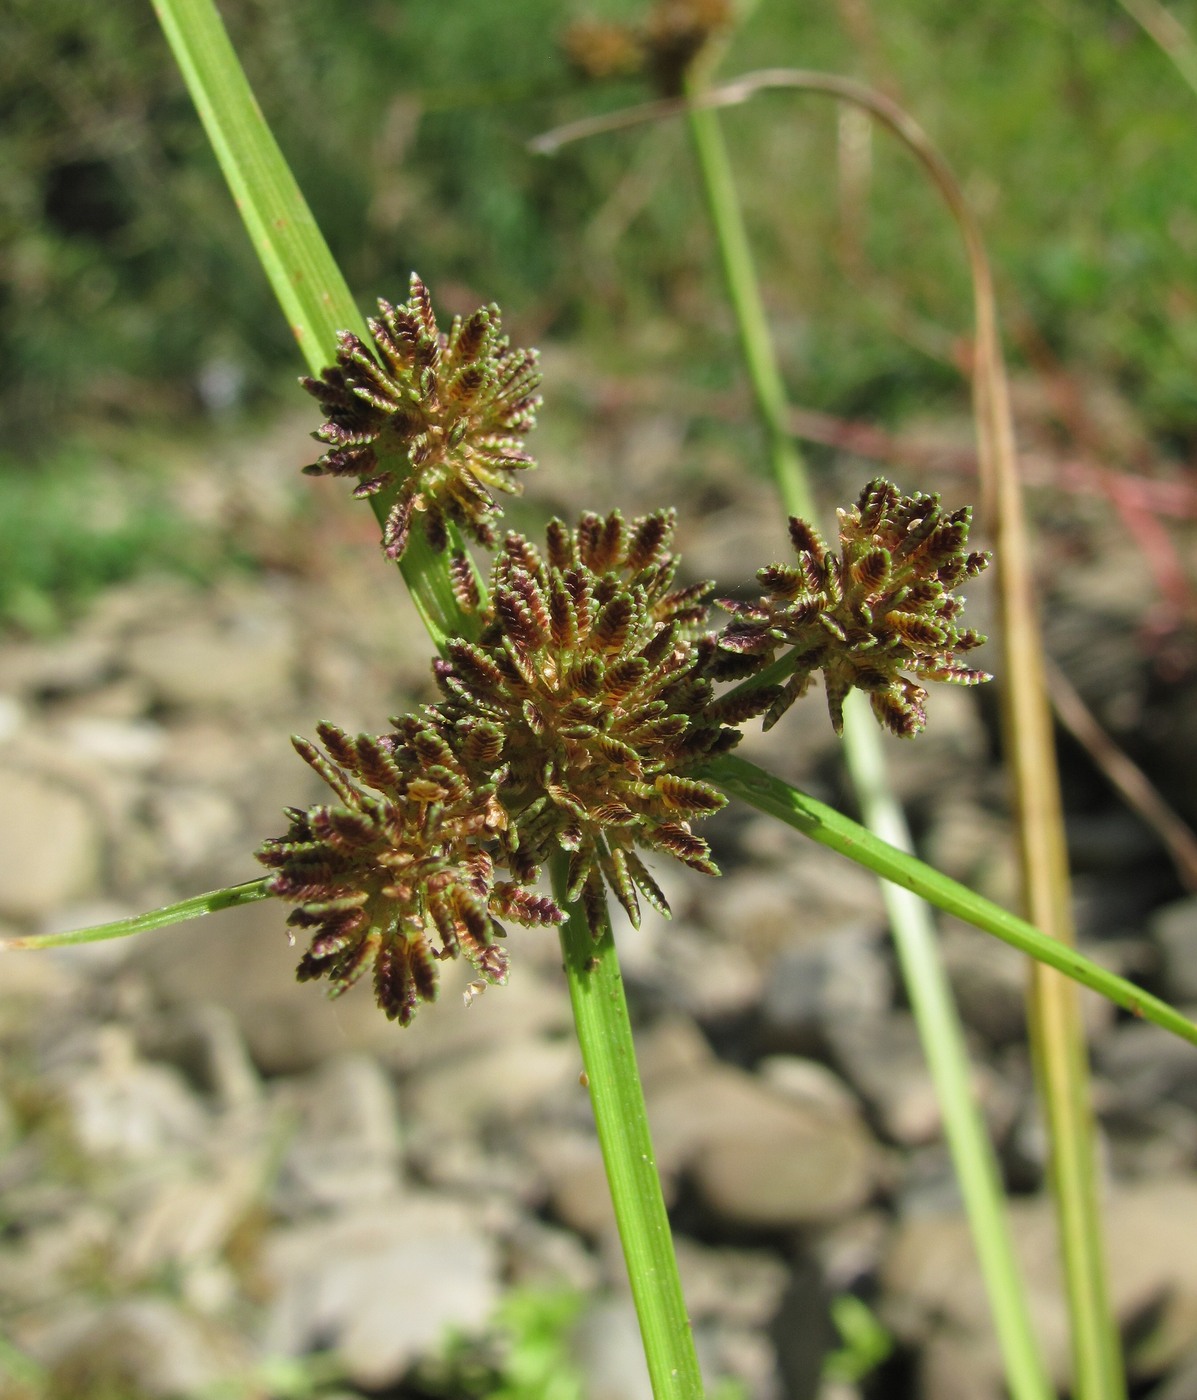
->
[60,715,167,771]
[505,1216,603,1293]
[940,921,1028,1045]
[760,922,892,1055]
[0,692,25,744]
[673,1238,789,1328]
[401,1033,581,1135]
[0,769,102,921]
[54,1026,209,1162]
[571,1295,654,1400]
[648,924,764,1022]
[143,1002,262,1111]
[1152,896,1197,1004]
[0,633,114,697]
[527,1128,616,1240]
[275,1053,402,1212]
[882,1177,1197,1391]
[147,784,242,871]
[827,1011,1016,1147]
[261,1195,500,1389]
[648,1062,878,1228]
[126,606,297,713]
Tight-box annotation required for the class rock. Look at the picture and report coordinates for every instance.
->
[0,769,102,921]
[827,1011,1017,1147]
[528,1129,616,1239]
[1095,1020,1197,1115]
[53,1026,209,1162]
[147,784,242,872]
[674,1238,790,1328]
[126,604,297,713]
[1152,896,1197,1003]
[275,1053,402,1213]
[759,921,892,1056]
[648,1062,879,1228]
[59,715,167,771]
[0,692,25,744]
[940,921,1028,1045]
[118,1148,270,1283]
[505,1216,603,1293]
[1153,1342,1197,1400]
[704,856,885,967]
[43,1298,244,1398]
[141,1002,261,1112]
[643,923,764,1023]
[0,633,114,697]
[882,1177,1197,1391]
[401,1033,581,1136]
[260,1195,500,1389]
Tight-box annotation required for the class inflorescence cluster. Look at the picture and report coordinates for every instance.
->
[301,273,541,560]
[264,278,991,1024]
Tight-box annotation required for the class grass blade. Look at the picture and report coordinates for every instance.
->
[0,879,271,950]
[151,0,470,649]
[704,752,1197,1051]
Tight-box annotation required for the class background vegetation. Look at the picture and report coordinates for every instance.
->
[6,0,1197,449]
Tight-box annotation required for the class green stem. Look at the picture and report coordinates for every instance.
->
[683,84,814,522]
[683,78,1051,1399]
[151,0,470,650]
[839,694,1051,1400]
[703,752,1197,1051]
[0,879,271,950]
[551,860,705,1400]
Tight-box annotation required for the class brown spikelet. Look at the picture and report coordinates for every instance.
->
[716,478,991,737]
[301,275,541,558]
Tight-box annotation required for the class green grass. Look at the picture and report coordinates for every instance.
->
[0,441,254,634]
[7,0,1197,447]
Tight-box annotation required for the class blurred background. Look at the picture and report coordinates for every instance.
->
[3,1,1197,1397]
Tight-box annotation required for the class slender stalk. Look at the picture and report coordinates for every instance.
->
[703,752,1197,1050]
[0,879,270,950]
[839,695,1049,1400]
[1115,0,1197,100]
[27,768,1197,1053]
[684,90,814,521]
[151,0,469,650]
[681,76,1051,1400]
[551,859,705,1400]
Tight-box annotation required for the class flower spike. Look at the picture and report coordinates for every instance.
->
[716,478,992,737]
[257,718,561,1025]
[300,274,542,559]
[429,511,735,927]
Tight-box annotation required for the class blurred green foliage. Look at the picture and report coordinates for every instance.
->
[0,441,254,633]
[4,0,1197,469]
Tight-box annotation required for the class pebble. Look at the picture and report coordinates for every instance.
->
[261,1195,501,1388]
[275,1053,403,1212]
[647,1061,879,1227]
[42,1298,245,1398]
[0,768,102,921]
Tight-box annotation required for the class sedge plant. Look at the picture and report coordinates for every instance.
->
[7,2,1197,1398]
